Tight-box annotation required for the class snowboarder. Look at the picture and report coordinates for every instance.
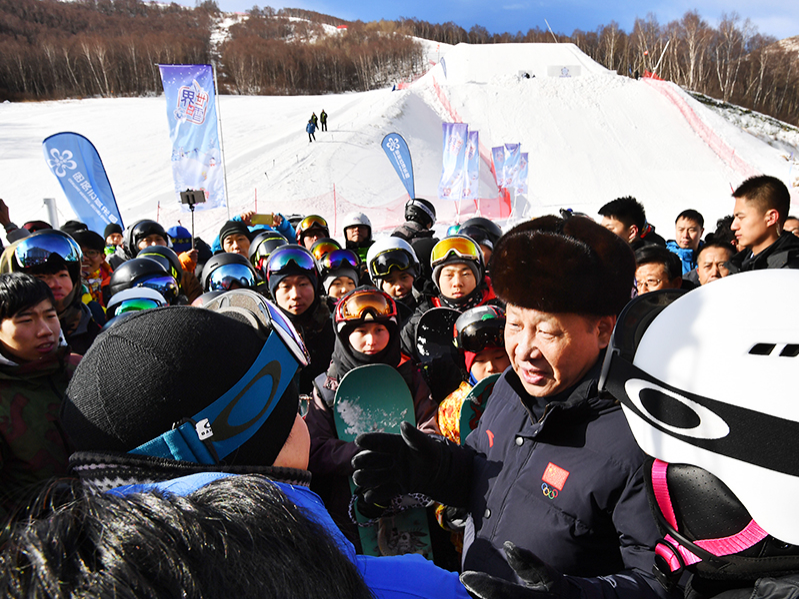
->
[320,109,328,131]
[306,119,316,143]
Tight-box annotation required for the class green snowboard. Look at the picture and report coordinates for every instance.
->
[458,373,500,445]
[334,364,434,560]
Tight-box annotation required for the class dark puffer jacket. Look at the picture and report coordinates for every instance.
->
[430,359,666,597]
[727,231,799,273]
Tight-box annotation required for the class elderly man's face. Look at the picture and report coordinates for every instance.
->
[504,304,615,397]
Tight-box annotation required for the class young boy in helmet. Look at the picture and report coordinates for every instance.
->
[2,230,103,355]
[342,212,374,263]
[598,270,799,598]
[366,236,426,317]
[265,245,335,395]
[305,286,439,550]
[0,272,80,520]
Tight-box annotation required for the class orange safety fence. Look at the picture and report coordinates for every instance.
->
[643,77,758,180]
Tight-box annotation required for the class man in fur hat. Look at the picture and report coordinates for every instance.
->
[353,215,667,597]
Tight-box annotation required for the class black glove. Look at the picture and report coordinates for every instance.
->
[351,421,445,506]
[460,542,584,599]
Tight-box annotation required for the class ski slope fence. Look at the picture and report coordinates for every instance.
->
[643,78,759,181]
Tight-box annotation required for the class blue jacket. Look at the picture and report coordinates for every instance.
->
[460,360,666,597]
[113,472,470,599]
[306,122,316,134]
[210,213,294,254]
[666,240,700,275]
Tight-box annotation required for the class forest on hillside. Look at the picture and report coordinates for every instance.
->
[0,0,797,126]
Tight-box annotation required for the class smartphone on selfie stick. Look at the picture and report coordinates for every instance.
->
[179,190,206,250]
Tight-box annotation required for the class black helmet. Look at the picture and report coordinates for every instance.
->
[137,245,183,283]
[453,305,506,352]
[249,231,289,278]
[8,229,83,285]
[202,252,258,292]
[125,219,168,257]
[459,217,503,250]
[405,198,436,229]
[108,257,180,304]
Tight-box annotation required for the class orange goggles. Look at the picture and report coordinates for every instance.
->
[430,235,482,267]
[335,288,397,325]
[311,240,341,261]
[298,215,328,233]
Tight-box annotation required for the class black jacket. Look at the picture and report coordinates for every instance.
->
[426,360,667,597]
[727,231,799,273]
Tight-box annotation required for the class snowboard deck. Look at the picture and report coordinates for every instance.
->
[334,364,434,560]
[458,373,500,444]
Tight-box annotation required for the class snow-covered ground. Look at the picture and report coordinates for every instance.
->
[1,42,797,244]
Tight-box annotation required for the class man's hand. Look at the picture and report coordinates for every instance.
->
[460,542,583,599]
[352,421,443,506]
[240,211,255,226]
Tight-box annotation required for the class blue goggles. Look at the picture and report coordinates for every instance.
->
[267,246,317,277]
[208,263,257,292]
[14,231,82,268]
[130,290,310,465]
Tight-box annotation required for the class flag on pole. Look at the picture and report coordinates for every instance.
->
[158,64,225,211]
[491,146,506,189]
[381,133,415,198]
[463,131,480,200]
[438,123,469,200]
[42,132,124,233]
[516,152,529,194]
[503,143,521,189]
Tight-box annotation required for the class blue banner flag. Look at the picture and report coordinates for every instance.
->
[381,133,415,198]
[504,143,521,189]
[42,132,124,233]
[492,146,506,189]
[463,131,480,200]
[516,152,529,194]
[438,123,469,201]
[159,64,225,211]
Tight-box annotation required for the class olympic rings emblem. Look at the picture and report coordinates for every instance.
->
[541,483,558,499]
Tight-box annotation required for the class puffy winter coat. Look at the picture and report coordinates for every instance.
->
[726,231,799,273]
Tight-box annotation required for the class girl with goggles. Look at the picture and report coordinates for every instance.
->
[305,286,439,545]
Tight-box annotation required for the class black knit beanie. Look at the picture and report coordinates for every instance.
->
[104,223,123,239]
[61,306,299,467]
[71,230,106,253]
[219,220,251,245]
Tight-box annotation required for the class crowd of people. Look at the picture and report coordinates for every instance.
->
[0,173,797,598]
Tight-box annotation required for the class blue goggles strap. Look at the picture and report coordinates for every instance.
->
[130,329,298,464]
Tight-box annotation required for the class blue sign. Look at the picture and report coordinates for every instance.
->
[42,132,124,234]
[382,133,415,198]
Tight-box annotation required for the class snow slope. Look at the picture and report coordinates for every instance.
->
[1,42,797,243]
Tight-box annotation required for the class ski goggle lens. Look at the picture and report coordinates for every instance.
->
[455,321,505,352]
[267,247,317,276]
[336,289,397,323]
[136,275,179,304]
[369,249,413,278]
[431,236,481,267]
[311,241,341,261]
[208,263,256,292]
[108,298,164,319]
[14,232,82,268]
[263,298,310,366]
[298,215,328,233]
[320,249,359,272]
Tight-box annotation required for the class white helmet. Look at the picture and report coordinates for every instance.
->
[600,270,799,584]
[365,236,420,281]
[342,212,372,235]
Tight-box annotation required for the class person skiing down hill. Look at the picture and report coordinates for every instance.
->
[306,120,316,143]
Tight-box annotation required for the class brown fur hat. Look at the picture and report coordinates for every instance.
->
[489,215,635,316]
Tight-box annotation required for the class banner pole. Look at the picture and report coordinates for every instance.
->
[213,61,231,220]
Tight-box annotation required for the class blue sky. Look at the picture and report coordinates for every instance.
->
[194,0,799,41]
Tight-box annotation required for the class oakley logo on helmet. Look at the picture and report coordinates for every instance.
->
[195,418,213,441]
[210,361,281,441]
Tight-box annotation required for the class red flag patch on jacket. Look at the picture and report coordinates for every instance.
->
[542,462,570,491]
